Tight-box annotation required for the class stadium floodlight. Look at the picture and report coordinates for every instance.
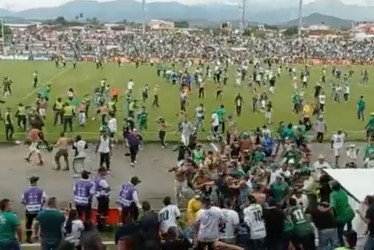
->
[142,0,146,34]
[240,0,246,32]
[298,0,303,37]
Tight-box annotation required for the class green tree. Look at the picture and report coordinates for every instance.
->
[0,24,11,37]
[54,16,68,25]
[284,26,298,37]
[174,21,189,28]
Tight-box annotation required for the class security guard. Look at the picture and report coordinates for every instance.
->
[53,97,64,126]
[4,107,13,141]
[63,102,74,132]
[15,103,27,131]
[21,176,47,243]
[117,176,141,221]
[94,167,110,231]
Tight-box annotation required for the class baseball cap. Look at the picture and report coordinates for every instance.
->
[131,176,141,185]
[29,176,39,184]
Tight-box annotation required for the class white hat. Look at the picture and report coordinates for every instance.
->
[350,144,356,148]
[318,154,325,159]
[288,158,295,164]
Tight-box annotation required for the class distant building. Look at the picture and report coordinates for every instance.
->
[305,24,330,31]
[351,22,374,39]
[148,19,174,30]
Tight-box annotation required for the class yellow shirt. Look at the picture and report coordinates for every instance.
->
[187,198,202,225]
[303,104,313,117]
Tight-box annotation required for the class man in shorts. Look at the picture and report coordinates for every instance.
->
[331,130,346,168]
[25,127,43,165]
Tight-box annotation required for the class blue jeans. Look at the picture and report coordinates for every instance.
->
[0,240,20,250]
[41,239,61,250]
[319,228,339,250]
[365,234,374,250]
[337,220,352,246]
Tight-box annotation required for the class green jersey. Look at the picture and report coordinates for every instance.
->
[284,128,295,139]
[330,190,354,222]
[365,144,374,159]
[36,209,65,242]
[138,111,148,122]
[193,149,204,165]
[292,94,299,104]
[216,108,226,122]
[357,99,365,111]
[277,125,286,139]
[289,206,313,236]
[0,211,20,243]
[253,150,266,163]
[270,181,289,202]
[368,117,374,129]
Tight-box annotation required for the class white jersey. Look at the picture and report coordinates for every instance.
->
[196,206,223,242]
[332,133,345,149]
[319,94,326,105]
[344,86,350,94]
[127,81,134,90]
[243,204,266,240]
[211,113,219,127]
[158,205,180,233]
[219,208,239,240]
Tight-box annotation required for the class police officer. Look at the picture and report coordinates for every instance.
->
[21,176,47,243]
[53,97,63,126]
[15,103,27,131]
[4,107,13,141]
[94,167,110,231]
[73,170,94,221]
[63,102,74,132]
[117,176,141,221]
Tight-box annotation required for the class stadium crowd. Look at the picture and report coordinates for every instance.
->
[8,29,374,63]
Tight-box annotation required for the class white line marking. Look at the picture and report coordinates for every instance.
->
[21,68,70,101]
[21,241,115,247]
[210,143,219,152]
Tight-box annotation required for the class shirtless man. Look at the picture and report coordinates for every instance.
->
[25,127,43,165]
[169,161,188,204]
[54,132,69,171]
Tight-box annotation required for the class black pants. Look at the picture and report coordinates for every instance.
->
[54,111,62,125]
[96,196,109,231]
[159,130,166,147]
[25,212,38,240]
[99,152,110,170]
[63,117,73,132]
[5,124,14,141]
[17,115,26,130]
[129,146,138,163]
[344,93,349,102]
[76,204,92,222]
[220,121,225,134]
[236,105,242,116]
[316,132,324,143]
[152,95,159,107]
[198,88,204,98]
[121,205,139,222]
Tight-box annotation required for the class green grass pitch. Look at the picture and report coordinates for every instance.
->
[0,61,372,142]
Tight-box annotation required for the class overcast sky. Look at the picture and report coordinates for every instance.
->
[0,0,373,11]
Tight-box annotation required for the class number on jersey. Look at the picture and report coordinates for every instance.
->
[160,210,169,221]
[292,209,306,224]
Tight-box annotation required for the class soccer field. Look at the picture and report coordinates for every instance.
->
[0,61,372,142]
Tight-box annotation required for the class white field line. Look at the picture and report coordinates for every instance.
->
[21,241,114,248]
[21,68,71,101]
